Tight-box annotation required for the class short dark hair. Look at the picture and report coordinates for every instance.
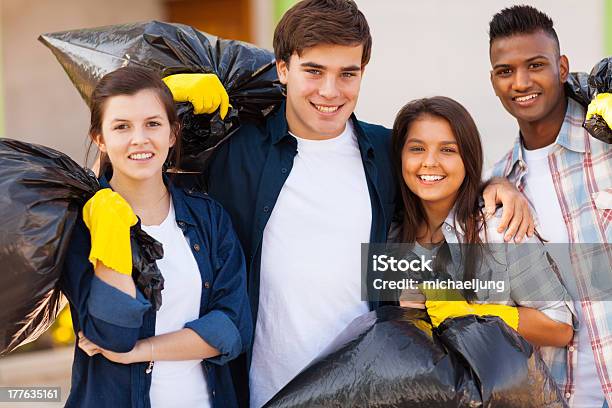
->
[273,0,372,66]
[87,66,181,172]
[489,5,559,52]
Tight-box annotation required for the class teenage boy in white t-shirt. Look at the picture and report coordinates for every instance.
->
[163,1,534,406]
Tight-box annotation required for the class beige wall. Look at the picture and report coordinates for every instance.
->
[354,0,603,167]
[252,0,274,50]
[2,0,164,163]
[3,1,602,167]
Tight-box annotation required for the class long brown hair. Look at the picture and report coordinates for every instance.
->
[392,97,488,298]
[86,66,181,174]
[392,96,486,244]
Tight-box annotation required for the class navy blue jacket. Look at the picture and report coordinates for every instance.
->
[204,102,396,403]
[60,177,252,408]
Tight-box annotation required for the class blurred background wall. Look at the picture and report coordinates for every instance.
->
[354,0,607,167]
[1,0,165,163]
[1,0,610,166]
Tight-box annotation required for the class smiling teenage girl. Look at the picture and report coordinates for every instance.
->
[60,66,251,408]
[391,96,574,366]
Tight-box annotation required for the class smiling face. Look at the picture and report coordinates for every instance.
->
[277,43,364,140]
[402,115,466,211]
[93,89,175,184]
[489,30,568,126]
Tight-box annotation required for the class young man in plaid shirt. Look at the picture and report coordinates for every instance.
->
[488,5,612,407]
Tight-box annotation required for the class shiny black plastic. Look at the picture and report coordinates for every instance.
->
[437,314,566,407]
[131,222,164,311]
[0,139,98,354]
[39,21,284,170]
[0,139,164,354]
[265,306,567,408]
[566,57,612,144]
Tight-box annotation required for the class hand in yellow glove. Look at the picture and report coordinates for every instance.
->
[83,188,138,275]
[422,287,519,330]
[162,73,230,118]
[586,93,612,128]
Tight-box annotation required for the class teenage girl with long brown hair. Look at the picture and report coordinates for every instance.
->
[391,96,574,373]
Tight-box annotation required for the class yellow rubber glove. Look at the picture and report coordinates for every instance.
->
[586,93,612,128]
[162,73,230,118]
[82,189,138,275]
[422,288,519,330]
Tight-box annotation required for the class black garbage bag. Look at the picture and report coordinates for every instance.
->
[0,138,98,354]
[265,306,567,408]
[438,315,566,407]
[566,57,612,144]
[265,306,481,408]
[0,139,165,354]
[131,223,164,311]
[39,21,284,170]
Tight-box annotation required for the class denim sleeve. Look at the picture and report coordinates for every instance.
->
[184,202,252,365]
[87,276,150,328]
[60,218,151,352]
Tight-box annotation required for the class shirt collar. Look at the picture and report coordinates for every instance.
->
[555,98,587,153]
[268,100,375,158]
[351,114,375,159]
[442,206,463,242]
[98,170,112,189]
[268,101,291,145]
[506,137,526,178]
[505,97,587,176]
[98,170,196,226]
[166,178,196,226]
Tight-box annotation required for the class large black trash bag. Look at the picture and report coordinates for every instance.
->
[566,57,612,144]
[438,315,567,407]
[265,306,482,408]
[39,21,284,170]
[0,138,98,354]
[0,139,165,354]
[265,306,567,408]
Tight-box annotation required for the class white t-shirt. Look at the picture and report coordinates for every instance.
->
[522,144,604,407]
[141,202,210,408]
[249,122,372,408]
[522,144,568,242]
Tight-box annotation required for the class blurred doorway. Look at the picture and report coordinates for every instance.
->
[164,0,253,42]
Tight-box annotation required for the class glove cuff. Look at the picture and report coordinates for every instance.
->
[88,223,133,275]
[473,303,519,331]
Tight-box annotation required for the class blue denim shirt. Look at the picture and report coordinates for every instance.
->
[60,176,252,408]
[203,102,396,402]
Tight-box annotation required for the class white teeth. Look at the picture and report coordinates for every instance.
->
[315,105,339,113]
[129,153,153,160]
[419,175,445,181]
[515,94,538,102]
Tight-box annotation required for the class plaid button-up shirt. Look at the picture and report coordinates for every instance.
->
[489,98,612,405]
[440,210,576,361]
